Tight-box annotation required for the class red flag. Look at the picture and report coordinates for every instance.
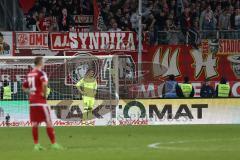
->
[19,0,36,14]
[93,0,99,30]
[93,0,105,31]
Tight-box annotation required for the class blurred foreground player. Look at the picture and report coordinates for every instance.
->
[76,69,97,111]
[22,57,63,151]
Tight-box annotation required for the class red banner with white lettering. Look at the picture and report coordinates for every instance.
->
[50,32,136,51]
[7,31,240,97]
[65,43,240,97]
[16,32,48,49]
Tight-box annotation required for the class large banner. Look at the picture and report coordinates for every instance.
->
[66,42,240,97]
[202,39,240,55]
[50,32,136,51]
[3,32,240,97]
[136,42,240,97]
[16,32,48,49]
[0,99,240,127]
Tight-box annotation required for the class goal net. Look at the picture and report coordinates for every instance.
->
[0,55,119,126]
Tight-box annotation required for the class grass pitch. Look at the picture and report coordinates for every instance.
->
[0,125,240,160]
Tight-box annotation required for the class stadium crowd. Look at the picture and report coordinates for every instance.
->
[25,0,240,31]
[23,0,240,45]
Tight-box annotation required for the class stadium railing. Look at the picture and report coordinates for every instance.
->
[157,30,240,45]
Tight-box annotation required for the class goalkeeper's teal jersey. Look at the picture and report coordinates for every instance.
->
[76,78,97,97]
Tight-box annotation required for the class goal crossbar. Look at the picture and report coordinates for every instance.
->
[0,55,116,60]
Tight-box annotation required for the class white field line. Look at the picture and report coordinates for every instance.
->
[148,138,240,151]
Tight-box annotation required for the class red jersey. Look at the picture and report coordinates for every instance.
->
[23,68,48,104]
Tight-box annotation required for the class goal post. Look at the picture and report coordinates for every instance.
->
[0,55,119,126]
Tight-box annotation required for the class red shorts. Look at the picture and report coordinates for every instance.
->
[30,104,52,123]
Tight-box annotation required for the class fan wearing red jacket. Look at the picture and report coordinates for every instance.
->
[22,57,63,151]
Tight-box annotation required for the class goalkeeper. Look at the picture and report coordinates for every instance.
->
[76,69,97,111]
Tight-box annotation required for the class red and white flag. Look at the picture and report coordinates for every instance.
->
[93,0,105,31]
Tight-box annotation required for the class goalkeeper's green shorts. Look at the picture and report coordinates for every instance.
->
[82,96,95,110]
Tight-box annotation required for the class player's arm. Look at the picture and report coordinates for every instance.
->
[36,21,41,31]
[22,79,30,94]
[93,79,97,96]
[22,86,30,93]
[41,72,48,98]
[76,79,84,94]
[0,86,3,99]
[42,81,48,98]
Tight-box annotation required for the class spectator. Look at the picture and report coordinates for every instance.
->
[195,2,201,17]
[144,29,155,46]
[219,8,231,30]
[219,7,231,38]
[162,74,182,98]
[39,0,49,9]
[199,4,216,30]
[169,0,177,12]
[49,16,59,31]
[214,3,222,27]
[191,3,200,20]
[58,8,74,31]
[188,19,200,48]
[110,0,128,14]
[66,0,75,15]
[36,12,50,31]
[179,76,195,98]
[114,9,123,26]
[234,8,240,30]
[164,17,179,44]
[120,13,132,31]
[180,7,192,34]
[216,77,231,97]
[0,32,10,53]
[165,18,176,31]
[200,79,215,98]
[142,0,154,19]
[102,3,111,23]
[180,6,199,46]
[230,6,236,29]
[155,10,167,31]
[152,0,161,14]
[162,1,169,14]
[130,7,138,31]
[143,12,156,31]
[50,0,60,16]
[26,11,38,31]
[80,0,92,15]
[57,0,64,10]
[72,5,80,15]
[23,0,240,34]
[108,21,122,32]
[41,6,48,16]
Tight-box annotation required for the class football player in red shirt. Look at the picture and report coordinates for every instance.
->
[22,57,63,151]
